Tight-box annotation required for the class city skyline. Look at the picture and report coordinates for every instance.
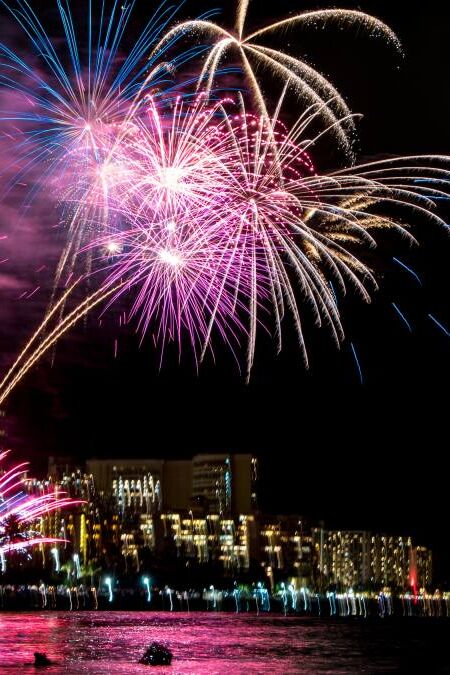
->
[17,450,434,593]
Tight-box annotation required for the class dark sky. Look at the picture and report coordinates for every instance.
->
[0,2,449,580]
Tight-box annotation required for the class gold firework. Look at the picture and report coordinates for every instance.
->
[153,2,401,155]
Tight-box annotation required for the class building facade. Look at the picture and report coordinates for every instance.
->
[86,453,257,516]
[20,457,433,591]
[313,529,432,591]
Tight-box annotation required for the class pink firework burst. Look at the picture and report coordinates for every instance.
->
[81,93,449,378]
[0,450,82,565]
[86,95,327,371]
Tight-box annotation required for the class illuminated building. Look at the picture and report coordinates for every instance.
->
[84,454,256,570]
[86,459,164,498]
[87,454,257,516]
[158,511,257,571]
[25,469,120,567]
[370,535,412,589]
[410,545,433,589]
[192,455,232,514]
[22,458,434,590]
[112,469,161,515]
[259,516,313,589]
[160,512,209,562]
[314,529,433,591]
[315,530,371,589]
[209,514,257,571]
[191,454,257,515]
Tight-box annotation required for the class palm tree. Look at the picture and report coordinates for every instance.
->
[80,561,102,588]
[2,513,24,543]
[60,561,73,585]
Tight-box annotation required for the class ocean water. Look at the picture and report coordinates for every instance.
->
[0,611,448,673]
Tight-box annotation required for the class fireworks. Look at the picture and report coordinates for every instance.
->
[0,1,448,395]
[0,450,82,565]
[0,277,121,406]
[0,0,211,284]
[84,94,448,379]
[85,95,251,365]
[0,0,201,183]
[153,1,401,154]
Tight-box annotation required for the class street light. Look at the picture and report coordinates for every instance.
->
[143,576,151,603]
[51,547,60,572]
[73,553,81,578]
[105,577,113,603]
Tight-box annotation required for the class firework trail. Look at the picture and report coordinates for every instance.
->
[0,277,81,394]
[152,0,401,154]
[0,279,122,406]
[0,450,82,563]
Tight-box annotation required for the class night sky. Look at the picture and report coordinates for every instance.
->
[0,2,449,580]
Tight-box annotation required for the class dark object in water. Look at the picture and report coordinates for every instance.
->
[139,642,173,666]
[34,652,52,667]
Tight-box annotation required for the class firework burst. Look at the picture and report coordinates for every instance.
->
[152,0,401,155]
[0,450,82,566]
[0,3,447,397]
[84,95,251,365]
[0,0,216,285]
[82,93,450,379]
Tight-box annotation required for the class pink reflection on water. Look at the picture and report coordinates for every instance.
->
[0,611,315,673]
[0,610,443,673]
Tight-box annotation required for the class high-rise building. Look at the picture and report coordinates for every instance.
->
[259,515,313,589]
[315,530,371,589]
[370,534,412,589]
[87,454,257,516]
[192,453,256,515]
[314,529,432,590]
[192,454,232,514]
[411,545,433,590]
[86,458,164,495]
[112,469,161,516]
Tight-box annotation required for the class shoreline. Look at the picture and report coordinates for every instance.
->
[1,590,448,618]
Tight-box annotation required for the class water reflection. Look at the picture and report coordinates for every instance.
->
[0,611,447,673]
